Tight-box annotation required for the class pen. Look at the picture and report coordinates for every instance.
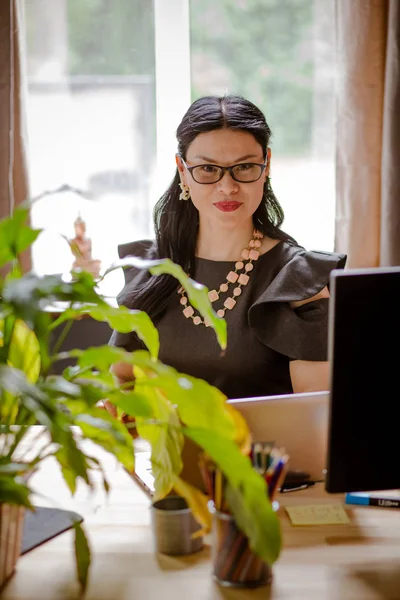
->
[280,481,315,493]
[215,469,222,509]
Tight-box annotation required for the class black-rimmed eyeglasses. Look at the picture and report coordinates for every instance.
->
[181,158,267,184]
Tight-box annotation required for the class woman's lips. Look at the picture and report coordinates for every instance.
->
[213,201,243,212]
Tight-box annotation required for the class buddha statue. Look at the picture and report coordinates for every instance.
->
[69,214,101,278]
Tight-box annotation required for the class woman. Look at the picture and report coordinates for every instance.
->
[108,94,346,399]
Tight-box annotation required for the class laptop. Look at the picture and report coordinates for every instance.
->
[132,390,329,496]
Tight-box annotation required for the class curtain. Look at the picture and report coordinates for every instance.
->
[0,0,31,272]
[335,0,400,267]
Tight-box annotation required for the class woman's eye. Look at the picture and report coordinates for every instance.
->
[200,165,219,173]
[236,163,252,171]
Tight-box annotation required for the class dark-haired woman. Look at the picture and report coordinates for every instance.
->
[108,94,346,400]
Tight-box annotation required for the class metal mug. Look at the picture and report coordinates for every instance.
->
[150,495,204,556]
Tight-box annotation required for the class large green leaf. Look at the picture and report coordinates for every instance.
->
[184,427,282,565]
[71,345,130,372]
[0,476,33,508]
[135,386,184,500]
[0,365,53,428]
[73,521,91,594]
[45,372,112,407]
[171,474,211,534]
[109,390,154,419]
[73,409,135,472]
[51,305,160,360]
[129,351,236,439]
[1,271,105,367]
[40,377,81,398]
[62,366,115,388]
[104,256,227,350]
[5,319,41,383]
[0,207,42,268]
[53,439,92,496]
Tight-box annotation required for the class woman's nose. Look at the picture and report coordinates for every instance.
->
[217,170,239,194]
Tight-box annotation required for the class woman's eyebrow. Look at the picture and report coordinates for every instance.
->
[193,153,261,163]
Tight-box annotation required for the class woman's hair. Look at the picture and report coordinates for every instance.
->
[119,94,296,322]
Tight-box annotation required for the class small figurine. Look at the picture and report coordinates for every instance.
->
[69,214,101,278]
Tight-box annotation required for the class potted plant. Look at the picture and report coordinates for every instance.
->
[0,205,282,593]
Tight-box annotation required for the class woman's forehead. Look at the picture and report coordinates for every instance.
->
[186,129,263,162]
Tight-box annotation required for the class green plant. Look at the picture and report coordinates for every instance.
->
[0,205,281,594]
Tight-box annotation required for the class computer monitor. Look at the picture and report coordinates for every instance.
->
[325,266,400,493]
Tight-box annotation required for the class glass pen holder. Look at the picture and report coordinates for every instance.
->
[209,502,273,588]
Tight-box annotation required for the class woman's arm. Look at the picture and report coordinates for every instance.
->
[289,285,331,393]
[110,361,135,386]
[100,361,135,417]
[289,359,330,393]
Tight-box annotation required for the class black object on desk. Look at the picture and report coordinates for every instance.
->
[21,506,83,554]
[325,267,400,494]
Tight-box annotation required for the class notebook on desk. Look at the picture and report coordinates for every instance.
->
[131,390,330,496]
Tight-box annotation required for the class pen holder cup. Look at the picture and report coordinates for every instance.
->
[210,504,273,588]
[150,495,204,556]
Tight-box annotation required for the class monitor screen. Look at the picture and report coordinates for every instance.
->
[325,266,400,493]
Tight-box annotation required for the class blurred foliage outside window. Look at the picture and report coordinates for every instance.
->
[24,0,335,288]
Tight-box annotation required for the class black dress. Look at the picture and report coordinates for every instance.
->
[108,239,347,399]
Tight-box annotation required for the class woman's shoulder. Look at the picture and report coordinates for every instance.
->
[117,239,155,260]
[255,240,347,304]
[116,239,156,290]
[248,241,347,361]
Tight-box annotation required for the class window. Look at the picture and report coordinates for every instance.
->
[25,0,335,297]
[189,0,336,250]
[25,0,156,296]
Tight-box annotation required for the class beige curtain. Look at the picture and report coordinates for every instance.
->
[335,0,400,267]
[0,0,31,272]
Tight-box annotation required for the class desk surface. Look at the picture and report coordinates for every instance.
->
[3,446,400,600]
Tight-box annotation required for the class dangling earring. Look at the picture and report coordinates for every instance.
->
[179,182,190,201]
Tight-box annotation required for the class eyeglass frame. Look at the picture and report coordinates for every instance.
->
[179,157,268,185]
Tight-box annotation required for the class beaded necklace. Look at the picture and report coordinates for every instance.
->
[177,229,264,326]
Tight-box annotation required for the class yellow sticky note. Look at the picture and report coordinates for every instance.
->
[286,504,350,526]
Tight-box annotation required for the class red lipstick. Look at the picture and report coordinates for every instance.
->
[214,201,242,212]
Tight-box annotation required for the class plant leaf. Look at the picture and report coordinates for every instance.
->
[0,476,33,508]
[2,272,105,332]
[73,520,91,593]
[136,387,184,500]
[131,351,236,439]
[74,409,135,472]
[171,473,211,535]
[110,390,154,419]
[184,427,281,565]
[40,377,81,398]
[104,256,227,350]
[73,345,132,372]
[7,320,41,383]
[223,402,252,455]
[51,305,160,360]
[0,462,32,475]
[0,365,53,428]
[0,207,42,268]
[53,430,92,493]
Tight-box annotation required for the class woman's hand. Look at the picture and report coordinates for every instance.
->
[97,361,137,436]
[98,399,117,417]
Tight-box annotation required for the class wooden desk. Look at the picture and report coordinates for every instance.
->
[3,446,400,600]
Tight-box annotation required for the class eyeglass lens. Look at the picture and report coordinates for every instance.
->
[191,163,263,184]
